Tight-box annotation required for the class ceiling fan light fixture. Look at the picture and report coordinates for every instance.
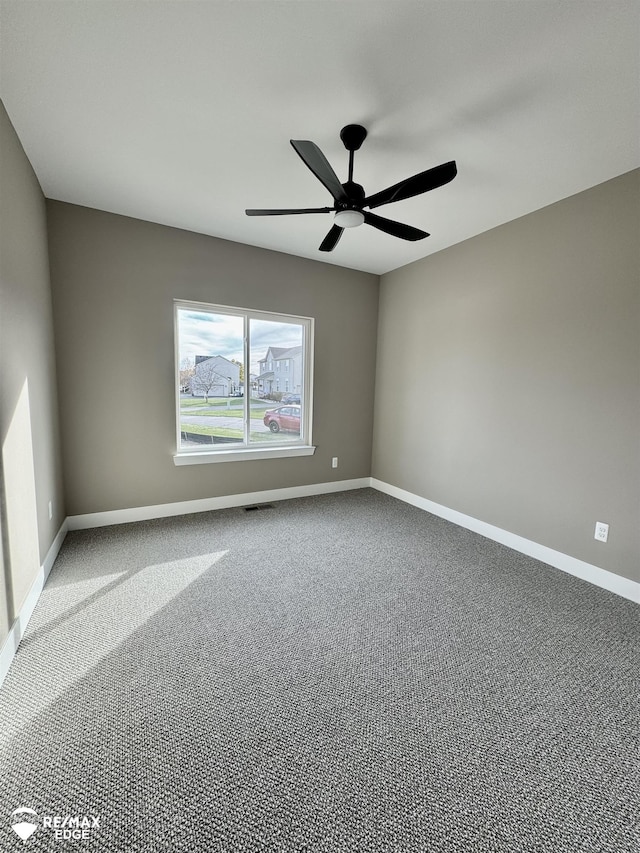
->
[334,209,364,228]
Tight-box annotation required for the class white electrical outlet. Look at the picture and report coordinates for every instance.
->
[48,501,53,520]
[594,522,609,543]
[331,457,338,469]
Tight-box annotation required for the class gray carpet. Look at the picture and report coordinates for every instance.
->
[0,489,638,852]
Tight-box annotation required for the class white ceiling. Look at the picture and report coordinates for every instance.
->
[1,1,638,276]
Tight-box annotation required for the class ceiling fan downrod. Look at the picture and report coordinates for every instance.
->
[340,123,368,184]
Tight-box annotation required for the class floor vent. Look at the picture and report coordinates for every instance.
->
[243,503,275,512]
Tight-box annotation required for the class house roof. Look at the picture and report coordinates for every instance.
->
[260,346,302,362]
[195,354,235,366]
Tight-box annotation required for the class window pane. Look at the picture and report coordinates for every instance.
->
[177,309,245,449]
[249,318,304,445]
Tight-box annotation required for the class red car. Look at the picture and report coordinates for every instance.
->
[263,405,301,433]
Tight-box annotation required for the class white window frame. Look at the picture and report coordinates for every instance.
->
[173,300,315,465]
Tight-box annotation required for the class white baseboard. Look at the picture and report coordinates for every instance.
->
[67,478,371,530]
[370,479,640,604]
[0,519,68,689]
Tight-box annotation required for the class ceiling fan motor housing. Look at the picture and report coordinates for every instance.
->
[339,181,366,210]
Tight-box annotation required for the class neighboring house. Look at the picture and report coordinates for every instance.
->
[257,346,302,397]
[191,354,240,398]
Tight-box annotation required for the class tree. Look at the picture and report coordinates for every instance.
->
[230,359,245,383]
[191,359,225,403]
[179,357,195,393]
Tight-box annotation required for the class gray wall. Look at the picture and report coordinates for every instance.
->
[5,105,637,614]
[46,202,378,515]
[0,101,65,646]
[373,170,640,583]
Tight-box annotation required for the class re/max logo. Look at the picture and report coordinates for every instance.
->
[10,807,102,843]
[42,815,100,829]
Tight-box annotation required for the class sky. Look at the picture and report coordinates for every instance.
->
[178,309,303,374]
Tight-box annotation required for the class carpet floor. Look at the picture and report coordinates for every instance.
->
[0,489,638,852]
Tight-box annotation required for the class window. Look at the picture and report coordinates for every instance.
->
[174,301,314,464]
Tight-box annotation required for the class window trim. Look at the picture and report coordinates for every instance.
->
[173,445,316,465]
[173,300,315,464]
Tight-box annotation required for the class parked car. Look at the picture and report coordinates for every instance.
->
[281,393,301,405]
[263,405,301,433]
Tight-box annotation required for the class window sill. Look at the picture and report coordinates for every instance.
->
[173,445,316,466]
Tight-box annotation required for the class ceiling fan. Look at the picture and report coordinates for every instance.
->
[246,124,457,252]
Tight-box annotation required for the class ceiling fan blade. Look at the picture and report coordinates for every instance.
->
[364,161,457,210]
[246,207,333,216]
[291,140,349,204]
[363,211,429,241]
[319,225,344,252]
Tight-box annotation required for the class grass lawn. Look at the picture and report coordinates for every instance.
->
[179,398,210,408]
[180,398,274,413]
[188,408,245,419]
[181,423,243,439]
[180,423,298,443]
